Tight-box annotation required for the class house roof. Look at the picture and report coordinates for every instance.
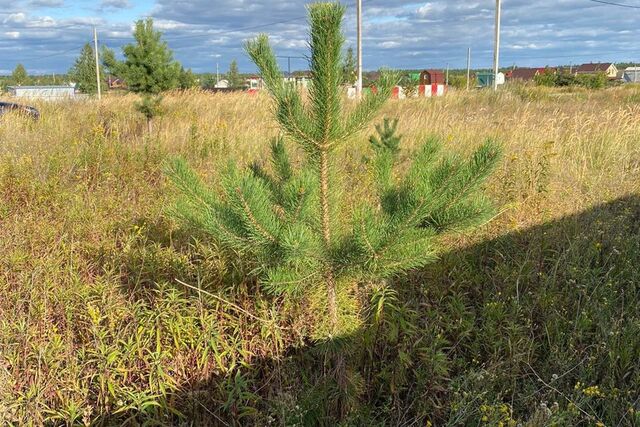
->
[576,63,613,73]
[8,85,74,89]
[508,68,543,80]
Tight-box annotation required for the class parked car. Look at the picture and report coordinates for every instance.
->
[0,101,40,119]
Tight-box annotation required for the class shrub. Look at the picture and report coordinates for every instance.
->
[534,69,557,87]
[576,72,608,89]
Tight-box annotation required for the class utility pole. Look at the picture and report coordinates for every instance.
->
[216,62,220,84]
[493,0,502,91]
[288,57,291,77]
[445,63,449,86]
[93,27,102,100]
[356,0,363,99]
[466,47,471,90]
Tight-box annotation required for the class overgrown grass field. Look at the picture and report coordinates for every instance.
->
[1,86,639,425]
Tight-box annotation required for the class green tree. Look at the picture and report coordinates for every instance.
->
[227,59,243,89]
[11,64,29,86]
[116,18,181,132]
[342,46,356,85]
[68,43,106,95]
[178,67,197,89]
[167,3,500,415]
[100,46,118,76]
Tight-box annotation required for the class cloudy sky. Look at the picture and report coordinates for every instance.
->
[0,0,639,75]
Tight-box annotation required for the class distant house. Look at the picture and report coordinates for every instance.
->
[419,70,445,85]
[214,79,230,89]
[8,85,75,100]
[107,76,126,90]
[246,76,263,90]
[623,67,640,83]
[575,63,618,78]
[284,71,312,89]
[476,72,505,88]
[506,67,547,81]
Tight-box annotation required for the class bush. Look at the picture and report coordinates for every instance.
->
[534,69,557,87]
[449,73,474,90]
[576,72,608,89]
[536,70,608,89]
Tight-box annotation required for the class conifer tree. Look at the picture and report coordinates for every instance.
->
[116,18,181,132]
[178,66,198,89]
[167,0,499,379]
[342,46,357,85]
[69,43,106,95]
[227,59,244,89]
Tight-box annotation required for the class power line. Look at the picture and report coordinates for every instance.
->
[14,44,85,62]
[102,15,308,43]
[586,0,640,8]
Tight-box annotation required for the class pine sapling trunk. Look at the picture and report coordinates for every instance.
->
[320,149,338,334]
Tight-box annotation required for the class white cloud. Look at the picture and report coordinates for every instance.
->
[3,13,27,24]
[416,3,434,18]
[99,0,131,10]
[380,41,400,49]
[29,0,64,7]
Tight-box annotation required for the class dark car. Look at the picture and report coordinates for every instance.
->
[0,101,40,120]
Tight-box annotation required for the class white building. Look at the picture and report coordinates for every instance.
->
[214,79,229,89]
[284,76,311,89]
[8,85,76,100]
[623,67,640,83]
[246,77,263,90]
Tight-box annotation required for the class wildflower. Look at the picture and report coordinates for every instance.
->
[583,385,605,398]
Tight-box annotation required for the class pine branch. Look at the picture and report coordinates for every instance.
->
[270,137,293,182]
[369,118,401,155]
[369,117,402,195]
[308,3,346,150]
[165,158,251,250]
[246,36,317,154]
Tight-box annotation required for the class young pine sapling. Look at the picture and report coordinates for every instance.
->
[167,2,500,343]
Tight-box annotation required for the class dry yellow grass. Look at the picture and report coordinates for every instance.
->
[1,86,639,424]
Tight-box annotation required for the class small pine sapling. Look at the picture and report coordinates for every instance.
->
[167,1,500,391]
